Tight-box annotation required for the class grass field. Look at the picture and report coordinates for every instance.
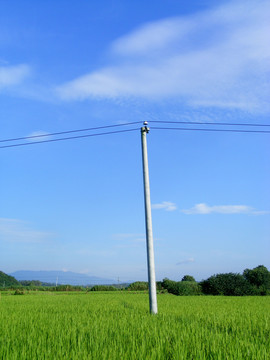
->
[0,292,269,359]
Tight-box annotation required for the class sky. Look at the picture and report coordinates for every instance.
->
[0,0,269,282]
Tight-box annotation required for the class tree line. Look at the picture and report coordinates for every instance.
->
[163,265,270,296]
[127,265,270,296]
[1,265,269,296]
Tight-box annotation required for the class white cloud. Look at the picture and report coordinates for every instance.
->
[27,131,51,142]
[152,201,177,211]
[57,0,270,113]
[111,17,193,56]
[112,233,145,244]
[112,233,144,239]
[0,218,52,243]
[182,203,269,215]
[0,64,31,89]
[176,257,195,265]
[112,233,162,248]
[76,248,117,258]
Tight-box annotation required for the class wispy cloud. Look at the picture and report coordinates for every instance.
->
[112,233,144,239]
[26,131,51,142]
[112,233,145,243]
[176,257,195,266]
[112,233,162,248]
[76,248,117,258]
[56,0,270,113]
[182,203,269,215]
[0,218,52,243]
[0,64,31,89]
[152,201,177,211]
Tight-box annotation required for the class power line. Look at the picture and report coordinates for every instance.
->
[1,120,269,145]
[2,120,269,145]
[150,120,270,127]
[1,123,269,150]
[151,126,270,134]
[0,121,142,143]
[0,128,140,149]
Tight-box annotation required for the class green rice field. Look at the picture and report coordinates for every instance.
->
[0,292,269,359]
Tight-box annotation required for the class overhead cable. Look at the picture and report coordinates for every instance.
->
[150,120,270,127]
[0,128,140,149]
[0,121,142,143]
[151,126,270,134]
[1,121,270,150]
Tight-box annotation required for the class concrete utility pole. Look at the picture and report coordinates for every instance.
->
[141,122,158,314]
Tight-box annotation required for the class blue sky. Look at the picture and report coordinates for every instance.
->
[0,0,269,282]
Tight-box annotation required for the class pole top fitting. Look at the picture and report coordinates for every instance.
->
[141,121,150,133]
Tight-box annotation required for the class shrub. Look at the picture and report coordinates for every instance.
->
[200,273,256,296]
[90,285,118,291]
[243,265,270,295]
[51,285,84,292]
[162,278,201,296]
[127,282,148,291]
[14,289,25,295]
[175,281,202,295]
[181,275,196,282]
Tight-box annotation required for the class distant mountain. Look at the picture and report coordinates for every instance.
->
[9,270,116,286]
[0,271,20,287]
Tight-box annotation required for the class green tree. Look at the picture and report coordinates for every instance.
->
[162,278,201,296]
[162,278,177,293]
[200,273,255,296]
[90,285,118,291]
[175,282,201,295]
[127,282,148,291]
[243,265,270,295]
[0,271,20,287]
[181,275,196,282]
[19,280,42,287]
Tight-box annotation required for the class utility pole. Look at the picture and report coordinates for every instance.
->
[141,121,158,314]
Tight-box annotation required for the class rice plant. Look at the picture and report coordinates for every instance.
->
[0,292,269,359]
